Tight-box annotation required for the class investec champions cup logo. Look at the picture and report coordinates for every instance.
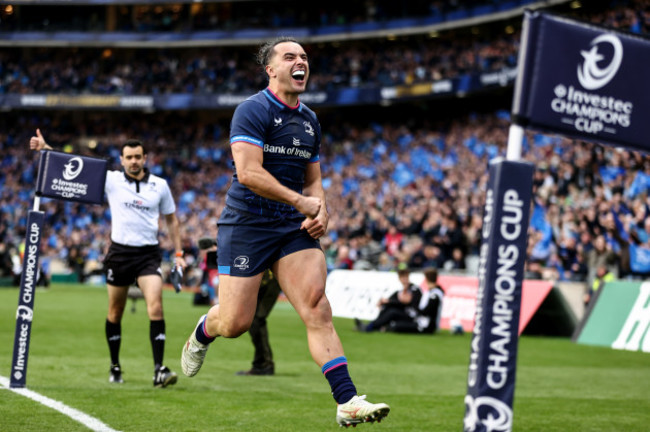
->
[550,33,632,136]
[463,395,512,432]
[577,34,623,90]
[62,157,84,180]
[50,156,89,198]
[13,305,35,381]
[16,305,34,322]
[464,395,512,432]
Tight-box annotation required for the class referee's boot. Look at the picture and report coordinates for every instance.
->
[153,365,178,388]
[109,364,124,384]
[235,365,274,376]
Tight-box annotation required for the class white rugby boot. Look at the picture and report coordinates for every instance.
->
[181,315,210,377]
[336,395,390,427]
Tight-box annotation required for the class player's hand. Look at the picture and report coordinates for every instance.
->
[301,200,328,239]
[296,196,321,219]
[301,215,326,239]
[29,129,47,151]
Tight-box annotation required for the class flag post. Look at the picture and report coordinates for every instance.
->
[9,150,107,388]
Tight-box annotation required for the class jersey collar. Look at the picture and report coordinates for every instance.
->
[123,167,150,183]
[263,88,302,111]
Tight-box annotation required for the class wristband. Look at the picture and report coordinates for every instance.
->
[175,252,184,258]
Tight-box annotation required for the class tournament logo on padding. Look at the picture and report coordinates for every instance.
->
[62,156,84,181]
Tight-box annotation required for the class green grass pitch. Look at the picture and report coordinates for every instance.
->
[1,283,649,431]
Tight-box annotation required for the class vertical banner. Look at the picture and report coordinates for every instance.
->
[10,211,44,388]
[463,159,533,432]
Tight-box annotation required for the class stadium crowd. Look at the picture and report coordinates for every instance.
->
[0,32,519,95]
[0,1,592,32]
[1,0,649,291]
[2,104,650,292]
[1,0,647,95]
[1,0,645,33]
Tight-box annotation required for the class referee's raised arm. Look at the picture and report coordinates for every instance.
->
[29,129,53,151]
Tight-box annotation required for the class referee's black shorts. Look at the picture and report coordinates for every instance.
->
[103,242,162,287]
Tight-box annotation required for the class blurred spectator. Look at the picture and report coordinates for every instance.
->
[584,265,614,307]
[586,235,618,286]
[524,261,544,280]
[67,245,86,283]
[383,224,403,257]
[413,267,445,334]
[356,265,422,332]
[352,232,383,270]
[444,247,467,271]
[0,242,13,277]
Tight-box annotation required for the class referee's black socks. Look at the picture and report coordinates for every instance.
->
[150,319,166,369]
[105,319,121,366]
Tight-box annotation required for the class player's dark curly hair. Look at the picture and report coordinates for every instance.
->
[256,36,300,67]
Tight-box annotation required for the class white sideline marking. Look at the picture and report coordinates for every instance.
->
[0,375,120,432]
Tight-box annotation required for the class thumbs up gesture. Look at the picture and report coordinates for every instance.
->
[29,129,48,151]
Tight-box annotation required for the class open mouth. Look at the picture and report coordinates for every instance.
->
[292,70,306,82]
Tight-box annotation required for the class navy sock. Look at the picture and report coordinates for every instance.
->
[322,356,357,404]
[150,319,165,368]
[105,319,121,366]
[194,315,216,345]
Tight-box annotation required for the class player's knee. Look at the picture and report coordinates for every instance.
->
[220,326,247,338]
[306,282,327,308]
[304,294,333,326]
[219,320,249,338]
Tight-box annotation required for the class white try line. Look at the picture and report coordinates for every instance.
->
[0,375,120,432]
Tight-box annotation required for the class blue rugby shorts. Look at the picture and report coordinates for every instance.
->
[217,205,321,277]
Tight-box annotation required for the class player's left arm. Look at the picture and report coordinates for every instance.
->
[164,212,186,268]
[301,162,328,239]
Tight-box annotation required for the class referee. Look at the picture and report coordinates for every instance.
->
[30,129,186,388]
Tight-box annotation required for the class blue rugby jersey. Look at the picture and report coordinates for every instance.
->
[226,88,321,218]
